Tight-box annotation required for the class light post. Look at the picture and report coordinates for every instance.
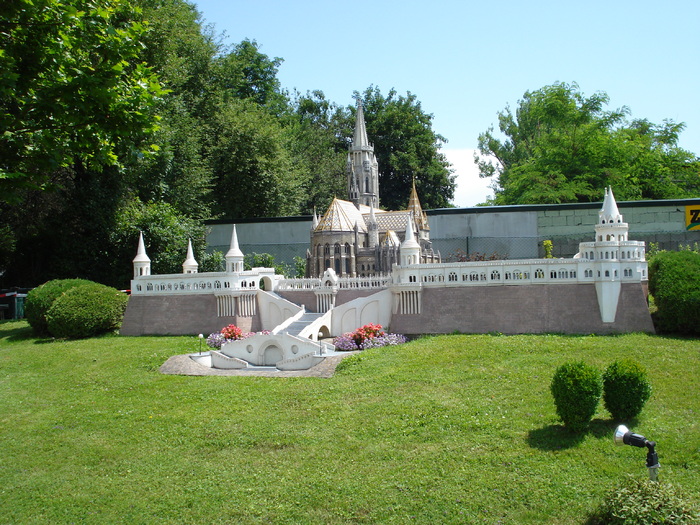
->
[198,333,204,355]
[614,424,660,481]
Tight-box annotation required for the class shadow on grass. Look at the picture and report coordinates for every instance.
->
[527,419,625,451]
[527,424,587,450]
[0,322,39,343]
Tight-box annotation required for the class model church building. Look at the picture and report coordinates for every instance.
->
[305,102,440,278]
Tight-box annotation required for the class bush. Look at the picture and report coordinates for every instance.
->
[45,283,129,339]
[603,360,652,421]
[589,477,700,524]
[648,251,700,335]
[25,279,94,336]
[550,362,602,432]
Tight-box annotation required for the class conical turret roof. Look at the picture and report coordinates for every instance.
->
[133,231,150,263]
[599,186,623,224]
[225,225,244,258]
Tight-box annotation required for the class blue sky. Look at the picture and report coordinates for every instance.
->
[193,0,699,207]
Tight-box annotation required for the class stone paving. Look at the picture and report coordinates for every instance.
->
[159,351,358,378]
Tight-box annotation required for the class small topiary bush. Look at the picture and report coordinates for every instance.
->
[550,361,602,432]
[603,360,652,421]
[648,250,700,335]
[25,279,93,336]
[589,477,700,524]
[45,283,129,339]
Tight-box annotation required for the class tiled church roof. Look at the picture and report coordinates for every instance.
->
[314,198,368,233]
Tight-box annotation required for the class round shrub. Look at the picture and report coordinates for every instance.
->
[648,250,700,335]
[45,283,129,339]
[550,362,602,432]
[589,477,700,524]
[25,279,93,336]
[603,360,652,421]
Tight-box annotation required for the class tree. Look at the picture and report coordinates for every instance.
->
[357,87,455,210]
[208,99,305,219]
[476,82,699,205]
[285,90,349,214]
[0,0,165,203]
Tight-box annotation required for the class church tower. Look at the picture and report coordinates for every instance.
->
[347,101,379,209]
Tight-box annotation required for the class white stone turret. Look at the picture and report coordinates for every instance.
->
[595,187,628,242]
[133,231,151,278]
[182,239,198,274]
[225,225,245,273]
[400,215,421,266]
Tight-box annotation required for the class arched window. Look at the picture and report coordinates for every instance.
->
[535,269,545,279]
[470,272,479,281]
[491,270,501,280]
[448,272,457,282]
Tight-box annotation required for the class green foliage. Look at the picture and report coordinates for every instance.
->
[543,239,554,258]
[358,86,456,210]
[111,199,208,281]
[477,82,699,205]
[293,255,307,278]
[589,478,700,525]
[244,252,290,277]
[603,360,652,421]
[199,250,225,273]
[45,282,128,339]
[648,250,700,335]
[550,362,602,432]
[24,279,94,336]
[0,0,164,203]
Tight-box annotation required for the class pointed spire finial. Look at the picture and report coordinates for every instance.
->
[133,231,150,263]
[226,225,244,258]
[353,99,370,149]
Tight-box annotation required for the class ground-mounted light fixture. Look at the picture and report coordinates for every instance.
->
[614,424,660,481]
[198,333,204,355]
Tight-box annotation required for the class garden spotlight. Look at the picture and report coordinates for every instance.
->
[198,333,204,355]
[614,424,659,481]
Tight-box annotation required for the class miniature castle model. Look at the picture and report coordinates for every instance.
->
[306,102,439,278]
[121,102,654,368]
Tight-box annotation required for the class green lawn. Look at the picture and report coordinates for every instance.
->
[1,321,698,524]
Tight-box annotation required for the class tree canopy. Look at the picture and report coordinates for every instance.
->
[358,87,455,210]
[0,0,165,203]
[476,82,699,205]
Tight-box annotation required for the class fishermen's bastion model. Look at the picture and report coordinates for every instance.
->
[121,104,654,370]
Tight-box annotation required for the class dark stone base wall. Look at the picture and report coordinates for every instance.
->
[121,295,259,336]
[389,283,654,335]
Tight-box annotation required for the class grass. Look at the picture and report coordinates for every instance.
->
[0,321,698,524]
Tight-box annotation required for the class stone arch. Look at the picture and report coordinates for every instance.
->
[260,275,274,291]
[262,344,284,366]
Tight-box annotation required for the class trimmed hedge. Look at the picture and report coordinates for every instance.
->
[603,360,652,421]
[550,362,602,432]
[648,251,700,335]
[45,283,129,339]
[25,279,93,336]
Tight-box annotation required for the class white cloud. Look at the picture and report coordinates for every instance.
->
[441,149,494,208]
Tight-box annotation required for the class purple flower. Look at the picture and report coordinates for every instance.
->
[206,332,227,349]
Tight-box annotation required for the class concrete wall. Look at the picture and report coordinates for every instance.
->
[206,198,700,265]
[389,282,654,336]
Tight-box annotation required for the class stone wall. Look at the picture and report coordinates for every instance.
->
[121,295,259,336]
[389,282,653,336]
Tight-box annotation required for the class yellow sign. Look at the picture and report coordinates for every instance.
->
[687,205,700,231]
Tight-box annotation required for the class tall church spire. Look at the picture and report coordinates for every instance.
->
[346,99,379,209]
[353,100,371,149]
